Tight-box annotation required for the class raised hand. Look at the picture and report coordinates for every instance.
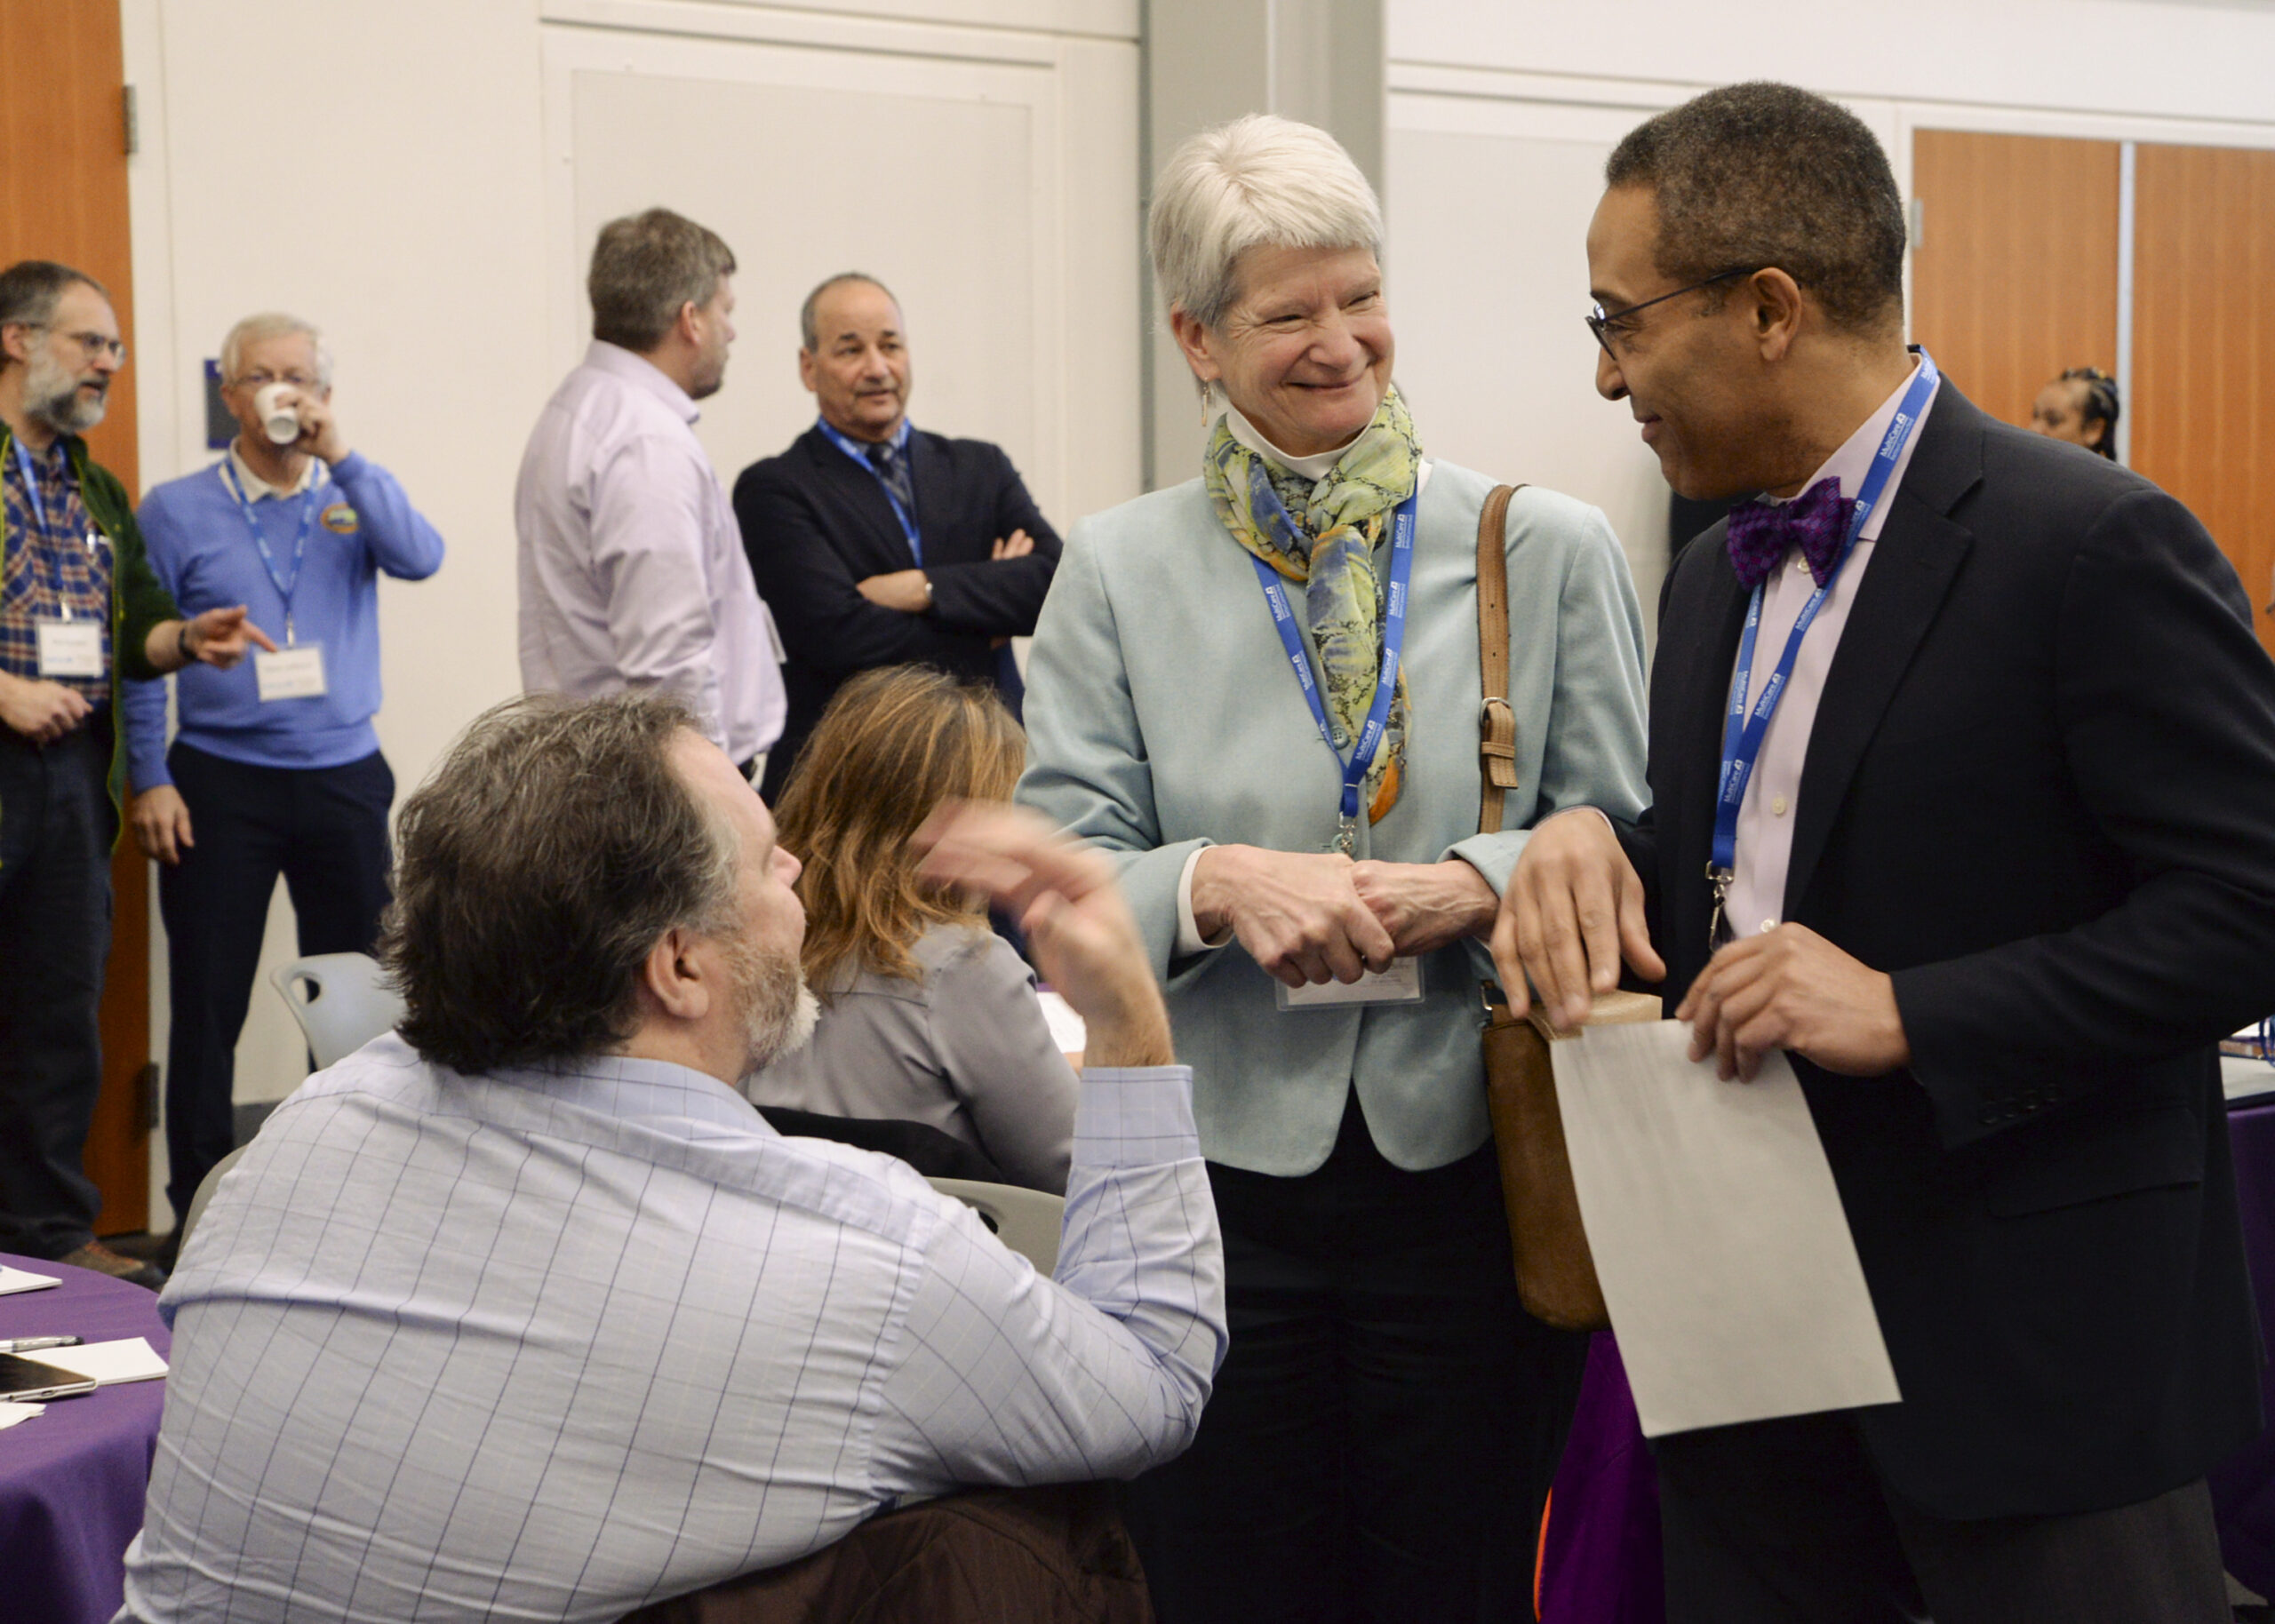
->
[914,801,1172,1068]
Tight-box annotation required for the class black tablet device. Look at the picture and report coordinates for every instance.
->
[0,1352,97,1401]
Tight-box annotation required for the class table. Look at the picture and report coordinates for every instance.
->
[0,1252,169,1624]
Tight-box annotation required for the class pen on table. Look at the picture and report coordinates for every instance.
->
[0,1336,83,1354]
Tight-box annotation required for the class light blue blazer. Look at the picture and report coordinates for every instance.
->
[1018,460,1648,1175]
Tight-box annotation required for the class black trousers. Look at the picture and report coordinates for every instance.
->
[158,743,393,1220]
[0,720,115,1259]
[1120,1094,1587,1624]
[1654,1407,2231,1624]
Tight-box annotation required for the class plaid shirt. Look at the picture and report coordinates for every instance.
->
[2,435,114,701]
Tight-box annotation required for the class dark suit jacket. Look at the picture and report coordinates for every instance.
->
[732,425,1061,798]
[1624,385,2275,1518]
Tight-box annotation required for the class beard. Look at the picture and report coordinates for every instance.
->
[722,931,819,1074]
[23,347,108,435]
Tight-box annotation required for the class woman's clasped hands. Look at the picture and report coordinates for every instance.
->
[1191,845,1499,989]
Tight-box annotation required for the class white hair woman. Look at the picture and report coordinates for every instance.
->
[1017,115,1652,1622]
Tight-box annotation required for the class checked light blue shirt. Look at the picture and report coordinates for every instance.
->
[118,1037,1224,1624]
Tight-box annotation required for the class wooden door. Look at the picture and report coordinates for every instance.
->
[2131,144,2275,659]
[1909,130,2121,431]
[0,0,151,1234]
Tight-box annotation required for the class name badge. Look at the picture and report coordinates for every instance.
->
[254,643,327,702]
[36,619,103,678]
[1275,955,1425,1011]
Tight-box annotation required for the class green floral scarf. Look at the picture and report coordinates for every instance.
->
[1204,386,1422,826]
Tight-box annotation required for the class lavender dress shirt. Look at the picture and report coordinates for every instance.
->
[516,342,786,763]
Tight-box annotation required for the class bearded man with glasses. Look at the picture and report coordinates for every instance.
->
[0,259,275,1287]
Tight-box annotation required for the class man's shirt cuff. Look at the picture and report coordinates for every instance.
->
[1072,1067,1199,1169]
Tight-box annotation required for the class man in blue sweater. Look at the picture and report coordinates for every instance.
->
[124,313,444,1254]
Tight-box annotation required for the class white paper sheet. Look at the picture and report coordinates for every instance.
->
[1553,1021,1900,1437]
[0,1266,60,1296]
[0,1401,45,1430]
[36,1336,168,1386]
[1035,991,1088,1057]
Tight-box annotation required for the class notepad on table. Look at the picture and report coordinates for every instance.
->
[0,1266,60,1296]
[0,1400,44,1429]
[36,1337,168,1386]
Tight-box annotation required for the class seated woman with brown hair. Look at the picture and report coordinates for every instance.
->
[746,665,1079,1192]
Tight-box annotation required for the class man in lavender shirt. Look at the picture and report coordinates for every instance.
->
[516,208,786,778]
[1498,84,2275,1621]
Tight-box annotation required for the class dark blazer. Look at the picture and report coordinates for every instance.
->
[1625,384,2275,1518]
[733,425,1061,798]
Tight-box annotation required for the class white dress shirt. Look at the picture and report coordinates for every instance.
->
[226,442,323,499]
[118,1037,1223,1624]
[1720,360,1940,939]
[515,342,786,763]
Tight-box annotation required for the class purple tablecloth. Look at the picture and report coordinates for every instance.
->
[0,1252,169,1624]
[1536,1333,1664,1624]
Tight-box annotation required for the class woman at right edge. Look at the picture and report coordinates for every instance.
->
[1017,115,1650,1621]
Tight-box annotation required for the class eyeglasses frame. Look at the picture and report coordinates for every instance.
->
[1586,267,1768,359]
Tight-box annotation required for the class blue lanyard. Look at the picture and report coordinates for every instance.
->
[817,418,921,565]
[12,437,88,618]
[1251,490,1418,854]
[220,458,323,644]
[1708,353,1940,933]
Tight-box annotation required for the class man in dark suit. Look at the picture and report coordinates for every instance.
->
[732,274,1059,799]
[1495,83,2275,1621]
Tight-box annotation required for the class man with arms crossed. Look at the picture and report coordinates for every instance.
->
[120,689,1224,1623]
[124,312,444,1262]
[0,259,272,1287]
[1499,84,2275,1621]
[733,273,1059,799]
[519,209,786,778]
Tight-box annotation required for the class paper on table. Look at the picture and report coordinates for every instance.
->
[0,1266,60,1296]
[1553,1021,1900,1437]
[36,1337,168,1386]
[0,1400,44,1429]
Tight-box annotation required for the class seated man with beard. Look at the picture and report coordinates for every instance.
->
[118,690,1225,1624]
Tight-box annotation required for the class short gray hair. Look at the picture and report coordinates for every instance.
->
[220,312,332,387]
[799,272,898,352]
[588,208,737,354]
[1148,114,1384,333]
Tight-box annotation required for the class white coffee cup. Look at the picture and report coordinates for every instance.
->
[252,383,302,446]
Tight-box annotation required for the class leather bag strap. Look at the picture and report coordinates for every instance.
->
[1476,483,1525,834]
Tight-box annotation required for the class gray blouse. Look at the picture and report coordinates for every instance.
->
[744,922,1078,1192]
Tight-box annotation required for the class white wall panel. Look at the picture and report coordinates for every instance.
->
[1385,119,1672,632]
[1387,0,2275,128]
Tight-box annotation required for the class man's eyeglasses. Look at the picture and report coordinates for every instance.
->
[231,370,320,391]
[1585,267,1765,359]
[46,327,127,364]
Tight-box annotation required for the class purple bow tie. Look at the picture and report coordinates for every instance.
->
[1725,479,1857,591]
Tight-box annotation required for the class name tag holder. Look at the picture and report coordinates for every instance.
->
[1276,955,1425,1010]
[254,642,327,701]
[36,618,102,678]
